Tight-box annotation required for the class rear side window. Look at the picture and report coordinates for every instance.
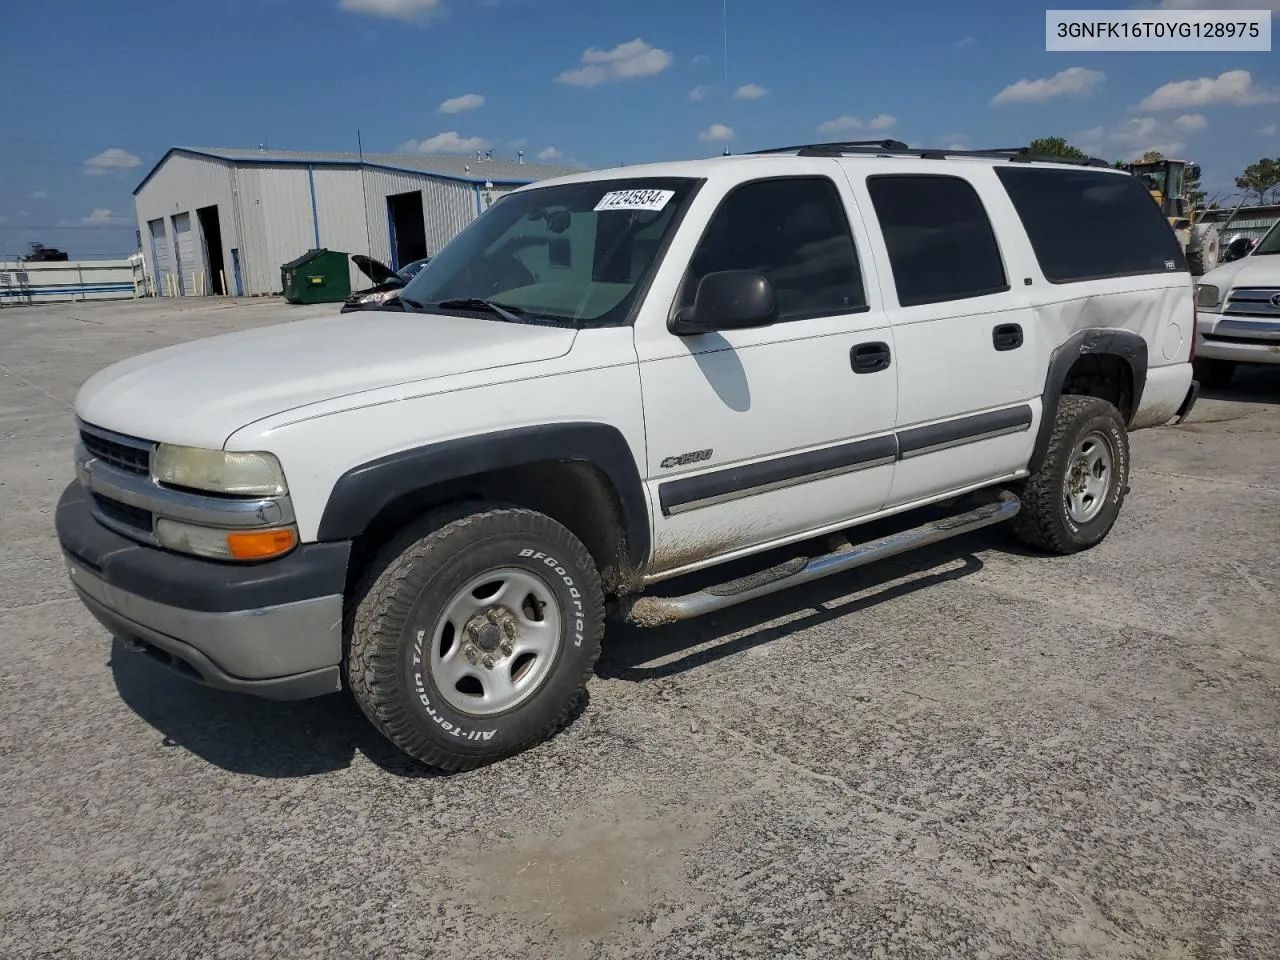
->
[994,166,1187,283]
[865,174,1009,307]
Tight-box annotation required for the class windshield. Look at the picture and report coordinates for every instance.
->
[1254,220,1280,255]
[397,177,700,326]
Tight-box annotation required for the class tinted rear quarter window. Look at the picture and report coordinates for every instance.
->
[865,174,1009,308]
[994,167,1188,283]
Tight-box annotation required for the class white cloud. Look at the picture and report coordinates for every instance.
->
[734,83,767,101]
[947,143,968,151]
[439,93,484,114]
[1259,123,1278,136]
[816,113,896,135]
[83,147,142,176]
[399,131,492,153]
[1139,70,1279,110]
[31,190,47,200]
[58,209,130,226]
[698,123,734,142]
[818,116,863,135]
[691,53,710,65]
[1071,114,1202,160]
[536,147,562,161]
[953,36,974,49]
[555,38,672,87]
[689,85,713,102]
[339,0,445,22]
[992,67,1105,105]
[1125,143,1185,161]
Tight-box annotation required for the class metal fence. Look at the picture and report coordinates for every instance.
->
[0,259,143,307]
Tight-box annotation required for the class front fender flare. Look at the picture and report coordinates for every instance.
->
[316,422,651,569]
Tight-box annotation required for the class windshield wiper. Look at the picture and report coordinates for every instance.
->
[433,298,528,323]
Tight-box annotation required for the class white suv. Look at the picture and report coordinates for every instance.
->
[57,141,1198,770]
[1193,219,1280,387]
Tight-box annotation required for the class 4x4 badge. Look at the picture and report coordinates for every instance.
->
[661,449,713,469]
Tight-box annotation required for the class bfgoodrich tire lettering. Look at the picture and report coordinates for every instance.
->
[346,503,604,771]
[1011,395,1130,555]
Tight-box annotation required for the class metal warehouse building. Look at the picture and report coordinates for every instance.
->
[132,147,580,298]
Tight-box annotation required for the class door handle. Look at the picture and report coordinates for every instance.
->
[850,341,891,374]
[993,323,1023,351]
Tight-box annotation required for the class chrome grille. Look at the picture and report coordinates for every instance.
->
[1223,287,1280,319]
[79,424,152,476]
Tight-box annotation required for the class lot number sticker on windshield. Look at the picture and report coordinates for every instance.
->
[594,189,674,213]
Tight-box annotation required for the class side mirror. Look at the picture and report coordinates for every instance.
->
[670,270,778,336]
[1222,236,1254,262]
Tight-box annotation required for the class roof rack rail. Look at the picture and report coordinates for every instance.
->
[748,140,1114,168]
[749,139,910,156]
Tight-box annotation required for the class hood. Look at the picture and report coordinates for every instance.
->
[75,311,577,449]
[1201,253,1280,293]
[352,254,397,284]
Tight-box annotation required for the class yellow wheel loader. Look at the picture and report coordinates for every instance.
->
[1121,158,1220,276]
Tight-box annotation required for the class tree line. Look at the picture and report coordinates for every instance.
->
[1026,137,1280,207]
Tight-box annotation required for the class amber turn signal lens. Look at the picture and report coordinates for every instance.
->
[225,528,297,559]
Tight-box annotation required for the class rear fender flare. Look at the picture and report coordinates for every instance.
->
[1031,328,1148,474]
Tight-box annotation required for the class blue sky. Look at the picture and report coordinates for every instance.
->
[2,0,1277,259]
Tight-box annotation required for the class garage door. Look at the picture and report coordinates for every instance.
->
[172,212,195,296]
[148,219,171,296]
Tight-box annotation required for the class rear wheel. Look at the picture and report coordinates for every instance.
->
[1193,357,1236,390]
[346,503,605,771]
[1011,395,1130,555]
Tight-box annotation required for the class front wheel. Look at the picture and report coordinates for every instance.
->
[1011,395,1130,555]
[346,504,605,771]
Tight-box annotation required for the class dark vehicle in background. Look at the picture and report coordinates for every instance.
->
[341,255,431,312]
[20,242,69,262]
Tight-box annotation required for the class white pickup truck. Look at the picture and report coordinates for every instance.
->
[57,141,1198,770]
[1193,219,1280,387]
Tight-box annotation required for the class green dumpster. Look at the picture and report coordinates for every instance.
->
[280,248,351,304]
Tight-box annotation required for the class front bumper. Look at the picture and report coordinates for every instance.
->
[1196,315,1280,365]
[56,482,351,700]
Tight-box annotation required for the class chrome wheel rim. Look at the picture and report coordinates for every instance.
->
[426,567,562,716]
[1065,430,1114,524]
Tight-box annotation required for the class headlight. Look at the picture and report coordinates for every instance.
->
[1195,284,1220,310]
[151,444,288,497]
[359,289,396,304]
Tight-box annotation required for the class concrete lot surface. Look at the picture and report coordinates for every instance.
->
[2,297,1278,959]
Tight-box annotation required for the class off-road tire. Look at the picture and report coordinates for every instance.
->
[345,502,605,771]
[1011,395,1130,555]
[1193,357,1236,390]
